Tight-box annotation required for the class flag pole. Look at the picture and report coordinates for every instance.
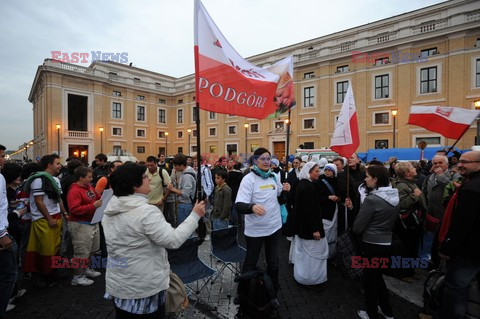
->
[194,39,203,201]
[445,125,470,155]
[285,109,291,162]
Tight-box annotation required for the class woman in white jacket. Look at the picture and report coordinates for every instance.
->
[102,163,205,318]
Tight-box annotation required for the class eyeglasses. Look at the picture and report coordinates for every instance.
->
[458,160,480,164]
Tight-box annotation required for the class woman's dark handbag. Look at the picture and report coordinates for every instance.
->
[335,229,364,279]
[399,209,422,230]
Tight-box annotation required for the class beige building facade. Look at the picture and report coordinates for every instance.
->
[29,0,480,164]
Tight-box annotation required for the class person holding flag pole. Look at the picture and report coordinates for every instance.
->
[331,85,398,319]
[194,0,295,301]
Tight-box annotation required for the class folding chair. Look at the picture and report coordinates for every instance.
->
[167,237,216,306]
[210,226,247,285]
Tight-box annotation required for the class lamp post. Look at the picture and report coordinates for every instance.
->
[474,100,480,145]
[56,124,61,156]
[187,129,192,156]
[165,132,169,156]
[285,109,291,161]
[244,123,249,161]
[99,127,104,153]
[391,109,397,148]
[23,142,29,162]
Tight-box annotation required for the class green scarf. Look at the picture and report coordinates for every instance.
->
[252,165,277,182]
[24,171,62,202]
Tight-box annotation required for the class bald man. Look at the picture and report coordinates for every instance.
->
[438,151,480,319]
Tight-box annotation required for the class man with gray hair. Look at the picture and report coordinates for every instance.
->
[438,151,480,318]
[420,154,452,264]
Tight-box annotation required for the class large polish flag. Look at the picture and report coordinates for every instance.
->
[408,106,480,140]
[330,85,359,158]
[194,0,295,119]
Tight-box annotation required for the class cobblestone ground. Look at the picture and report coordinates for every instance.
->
[6,236,423,319]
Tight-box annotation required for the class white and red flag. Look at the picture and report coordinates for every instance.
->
[330,85,360,158]
[407,106,480,140]
[194,0,295,119]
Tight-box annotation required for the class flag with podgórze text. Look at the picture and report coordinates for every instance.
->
[330,85,359,158]
[407,106,480,140]
[194,0,295,119]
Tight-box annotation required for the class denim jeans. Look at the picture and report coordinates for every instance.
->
[419,231,435,261]
[163,202,177,227]
[177,203,193,225]
[212,218,229,230]
[438,257,480,319]
[243,229,281,292]
[0,236,18,319]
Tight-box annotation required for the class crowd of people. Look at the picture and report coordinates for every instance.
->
[0,143,479,319]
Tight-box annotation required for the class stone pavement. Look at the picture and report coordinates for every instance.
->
[6,236,424,319]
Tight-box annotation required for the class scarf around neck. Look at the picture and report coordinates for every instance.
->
[252,165,276,182]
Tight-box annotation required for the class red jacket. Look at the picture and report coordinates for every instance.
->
[67,183,100,223]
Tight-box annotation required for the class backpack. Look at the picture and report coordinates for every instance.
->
[158,167,168,188]
[183,171,206,204]
[423,270,445,315]
[424,269,480,317]
[234,270,279,319]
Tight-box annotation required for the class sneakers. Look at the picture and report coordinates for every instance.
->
[71,275,94,286]
[357,308,394,319]
[378,306,394,319]
[6,304,15,312]
[85,268,101,278]
[357,310,370,319]
[9,288,26,303]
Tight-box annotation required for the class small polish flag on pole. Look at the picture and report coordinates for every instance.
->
[330,85,360,159]
[407,105,480,140]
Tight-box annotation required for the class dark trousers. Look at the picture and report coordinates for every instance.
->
[114,302,165,319]
[0,237,18,319]
[243,229,281,292]
[437,257,480,319]
[395,225,420,277]
[361,242,393,319]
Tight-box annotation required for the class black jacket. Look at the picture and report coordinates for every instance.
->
[440,171,480,261]
[294,179,324,239]
[314,175,339,221]
[226,170,243,202]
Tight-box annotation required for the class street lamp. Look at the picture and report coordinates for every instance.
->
[165,132,169,156]
[285,113,291,162]
[99,127,104,153]
[187,129,192,156]
[391,109,398,148]
[244,123,249,160]
[56,124,61,156]
[475,100,480,145]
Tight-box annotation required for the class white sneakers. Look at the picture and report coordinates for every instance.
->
[9,288,26,303]
[357,307,394,319]
[6,304,15,312]
[85,268,101,278]
[71,275,94,286]
[377,306,394,319]
[71,268,101,285]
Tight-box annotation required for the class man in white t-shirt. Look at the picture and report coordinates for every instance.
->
[23,154,66,287]
[0,144,18,316]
